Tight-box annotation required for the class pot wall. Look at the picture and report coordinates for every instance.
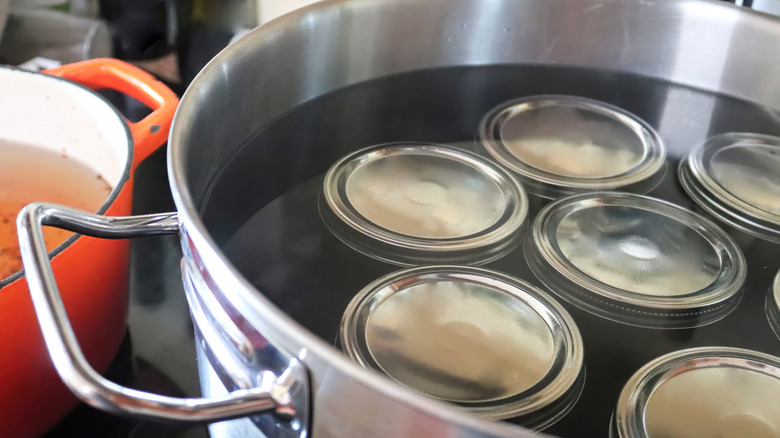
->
[168,1,780,437]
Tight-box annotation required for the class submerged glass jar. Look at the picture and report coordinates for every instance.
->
[340,266,585,430]
[679,133,780,243]
[612,347,780,438]
[768,271,780,342]
[321,142,529,266]
[478,95,666,199]
[525,192,747,328]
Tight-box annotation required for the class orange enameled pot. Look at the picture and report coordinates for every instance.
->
[0,59,177,437]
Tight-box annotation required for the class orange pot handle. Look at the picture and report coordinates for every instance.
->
[45,58,179,168]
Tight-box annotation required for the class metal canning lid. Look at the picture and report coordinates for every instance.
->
[340,266,584,429]
[526,192,747,328]
[321,143,528,266]
[679,132,780,243]
[478,95,666,199]
[767,271,780,342]
[614,347,780,438]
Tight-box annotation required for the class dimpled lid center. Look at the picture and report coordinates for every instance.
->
[346,152,506,238]
[364,280,555,402]
[555,205,721,296]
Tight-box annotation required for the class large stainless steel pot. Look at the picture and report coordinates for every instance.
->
[17,0,780,437]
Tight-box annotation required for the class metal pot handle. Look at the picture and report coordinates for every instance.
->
[17,203,303,423]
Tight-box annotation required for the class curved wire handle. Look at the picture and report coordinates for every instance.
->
[17,203,302,423]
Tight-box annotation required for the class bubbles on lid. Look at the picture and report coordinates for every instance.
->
[645,367,780,438]
[499,105,644,178]
[680,133,780,243]
[527,193,745,328]
[365,279,556,402]
[345,152,506,239]
[341,266,584,426]
[479,96,666,198]
[709,144,780,216]
[555,204,721,296]
[404,180,447,205]
[617,235,661,260]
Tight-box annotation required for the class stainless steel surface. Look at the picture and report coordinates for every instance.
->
[680,133,780,242]
[340,266,583,427]
[182,238,311,437]
[16,202,306,423]
[321,143,528,265]
[614,347,780,438]
[163,0,780,437]
[478,95,666,198]
[526,192,746,328]
[171,0,780,206]
[198,341,269,438]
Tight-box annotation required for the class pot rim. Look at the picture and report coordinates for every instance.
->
[0,66,133,289]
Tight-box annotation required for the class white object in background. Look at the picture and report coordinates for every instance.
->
[0,67,128,190]
[752,0,780,16]
[17,56,60,71]
[256,0,322,24]
[9,0,98,17]
[0,8,110,65]
[10,0,66,7]
[228,27,252,46]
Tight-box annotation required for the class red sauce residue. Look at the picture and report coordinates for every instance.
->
[0,140,112,279]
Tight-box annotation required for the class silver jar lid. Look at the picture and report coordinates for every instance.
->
[614,347,780,438]
[767,271,780,342]
[321,143,528,266]
[478,95,666,199]
[679,133,780,243]
[340,266,584,429]
[526,192,746,328]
